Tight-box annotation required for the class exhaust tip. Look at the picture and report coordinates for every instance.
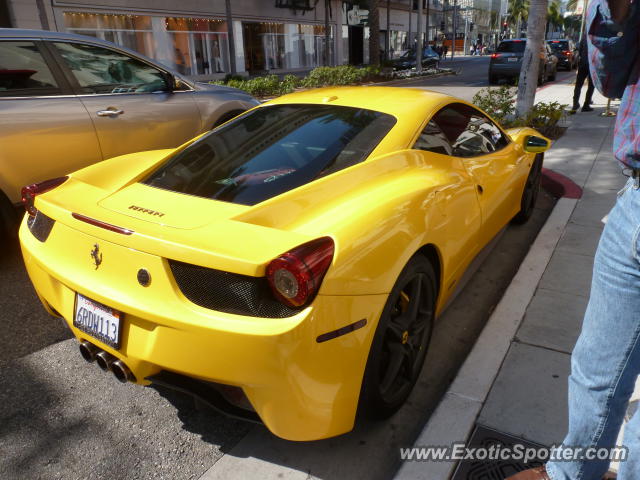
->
[112,360,136,383]
[95,351,115,372]
[79,341,99,363]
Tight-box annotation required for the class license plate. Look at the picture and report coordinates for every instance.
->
[74,294,122,349]
[508,57,518,62]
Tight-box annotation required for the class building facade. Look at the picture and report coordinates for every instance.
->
[1,0,500,77]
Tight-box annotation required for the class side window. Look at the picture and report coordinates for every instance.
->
[53,42,168,94]
[431,103,510,158]
[414,120,453,156]
[0,41,60,96]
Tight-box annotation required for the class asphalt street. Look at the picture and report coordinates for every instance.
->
[386,55,492,101]
[0,57,559,480]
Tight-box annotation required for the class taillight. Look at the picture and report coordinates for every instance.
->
[266,237,334,308]
[21,176,68,216]
[491,53,501,59]
[564,50,571,56]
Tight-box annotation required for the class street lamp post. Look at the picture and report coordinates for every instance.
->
[417,0,423,72]
[451,0,457,58]
[225,0,236,74]
[426,0,430,47]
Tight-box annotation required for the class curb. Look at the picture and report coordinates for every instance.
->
[394,171,581,480]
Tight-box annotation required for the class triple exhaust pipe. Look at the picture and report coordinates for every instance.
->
[79,340,136,383]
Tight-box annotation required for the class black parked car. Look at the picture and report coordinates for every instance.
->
[391,46,440,70]
[547,39,578,70]
[489,39,558,85]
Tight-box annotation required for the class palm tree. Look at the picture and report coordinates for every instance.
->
[369,0,381,65]
[508,0,529,37]
[546,0,564,38]
[515,0,548,117]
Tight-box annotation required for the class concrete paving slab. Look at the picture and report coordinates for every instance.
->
[569,192,617,228]
[516,288,588,354]
[538,250,594,298]
[477,342,570,446]
[556,222,603,257]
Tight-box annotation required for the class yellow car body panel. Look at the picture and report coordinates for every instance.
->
[20,86,547,441]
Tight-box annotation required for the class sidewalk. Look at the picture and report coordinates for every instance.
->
[395,77,624,479]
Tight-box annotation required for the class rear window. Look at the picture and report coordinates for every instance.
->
[548,41,569,51]
[497,41,526,53]
[143,104,396,206]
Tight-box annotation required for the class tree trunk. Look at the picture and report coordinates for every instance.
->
[369,0,381,65]
[515,0,548,118]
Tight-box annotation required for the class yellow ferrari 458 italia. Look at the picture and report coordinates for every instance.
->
[20,86,550,441]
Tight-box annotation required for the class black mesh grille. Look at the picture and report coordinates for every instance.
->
[169,260,300,318]
[27,211,55,242]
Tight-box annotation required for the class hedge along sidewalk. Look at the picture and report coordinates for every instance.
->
[210,64,456,100]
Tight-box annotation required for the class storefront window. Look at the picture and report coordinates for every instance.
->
[389,30,408,58]
[63,12,230,77]
[165,17,229,75]
[64,12,154,58]
[242,22,333,73]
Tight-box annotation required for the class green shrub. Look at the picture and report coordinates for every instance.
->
[301,65,379,88]
[472,85,516,125]
[279,74,301,95]
[472,86,568,138]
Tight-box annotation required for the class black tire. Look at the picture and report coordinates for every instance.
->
[0,191,19,259]
[512,154,543,224]
[538,67,546,86]
[359,255,437,419]
[488,74,499,85]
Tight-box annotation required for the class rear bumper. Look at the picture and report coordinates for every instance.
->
[20,216,388,441]
[489,63,522,77]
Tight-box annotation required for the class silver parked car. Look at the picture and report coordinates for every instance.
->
[0,29,259,238]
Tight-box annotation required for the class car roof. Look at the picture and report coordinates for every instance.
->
[0,28,111,42]
[268,86,455,119]
[500,38,527,42]
[0,28,180,74]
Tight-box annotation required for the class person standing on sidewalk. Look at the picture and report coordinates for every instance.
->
[570,35,595,114]
[507,0,640,479]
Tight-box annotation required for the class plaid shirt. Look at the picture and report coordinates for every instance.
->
[588,0,640,169]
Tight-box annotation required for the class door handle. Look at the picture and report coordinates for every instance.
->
[477,185,484,194]
[97,108,124,117]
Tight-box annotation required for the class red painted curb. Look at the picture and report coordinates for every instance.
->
[541,168,583,199]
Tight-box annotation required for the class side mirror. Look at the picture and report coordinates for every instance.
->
[524,135,551,153]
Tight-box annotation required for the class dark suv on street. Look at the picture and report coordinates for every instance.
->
[488,39,558,85]
[547,39,578,70]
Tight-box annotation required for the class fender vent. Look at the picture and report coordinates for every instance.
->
[169,260,300,318]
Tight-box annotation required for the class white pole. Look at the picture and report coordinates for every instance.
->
[417,0,423,72]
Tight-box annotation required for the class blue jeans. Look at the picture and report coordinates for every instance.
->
[547,177,640,480]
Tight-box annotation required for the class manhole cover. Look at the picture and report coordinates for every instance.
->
[451,425,547,480]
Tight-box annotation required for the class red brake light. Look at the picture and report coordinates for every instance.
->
[564,50,571,55]
[266,237,334,308]
[21,176,68,216]
[491,53,501,58]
